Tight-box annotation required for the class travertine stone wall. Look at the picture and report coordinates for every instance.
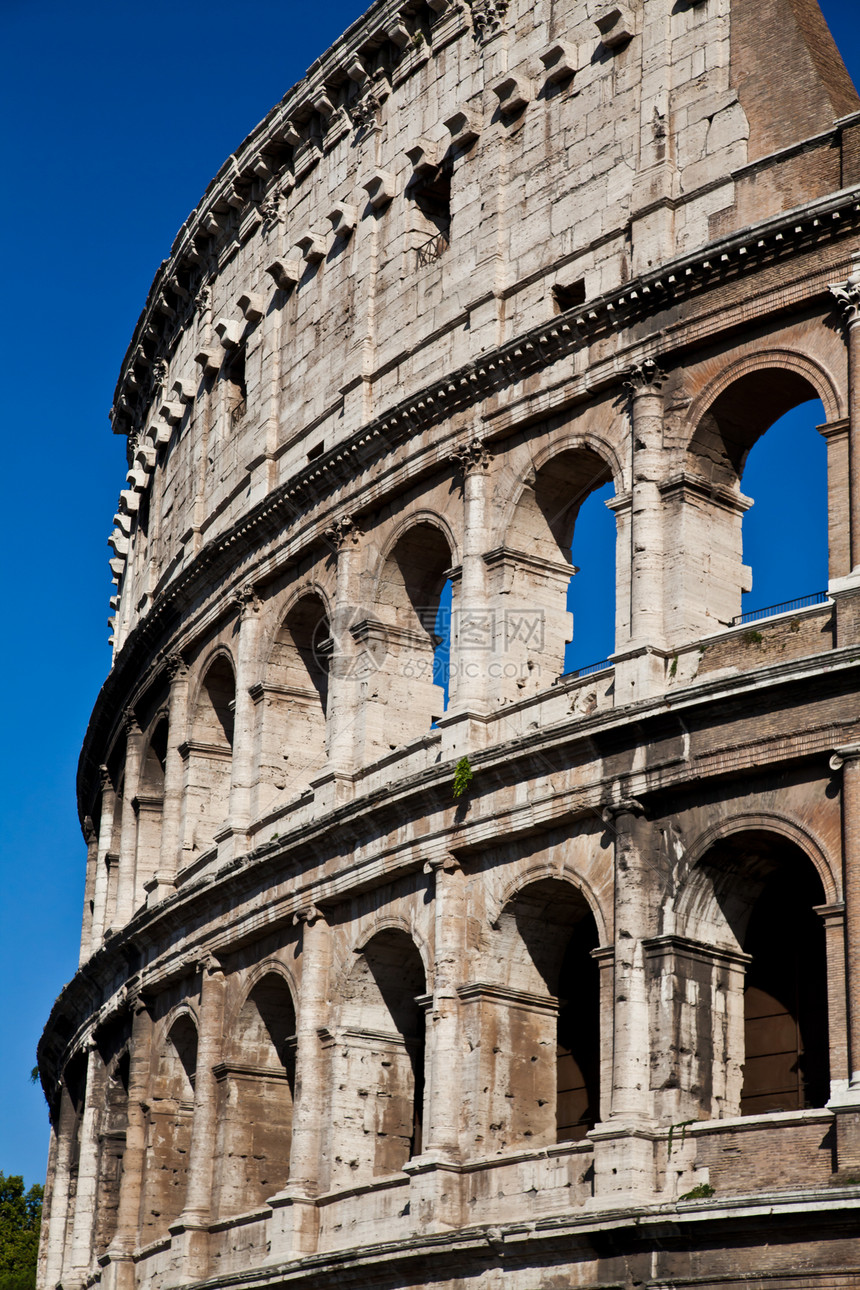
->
[40,0,860,1288]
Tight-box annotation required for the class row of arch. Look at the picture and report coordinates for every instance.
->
[88,366,835,946]
[62,823,834,1262]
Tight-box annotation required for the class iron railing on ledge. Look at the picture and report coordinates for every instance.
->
[416,231,449,267]
[731,591,829,626]
[558,658,614,682]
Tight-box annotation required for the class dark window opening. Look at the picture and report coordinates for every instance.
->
[224,345,247,422]
[741,855,829,1114]
[556,918,600,1141]
[307,441,324,461]
[552,280,586,313]
[409,163,452,266]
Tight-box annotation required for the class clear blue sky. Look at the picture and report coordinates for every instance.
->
[0,0,856,1189]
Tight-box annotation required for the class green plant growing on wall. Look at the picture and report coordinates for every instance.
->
[453,756,473,800]
[678,1182,715,1201]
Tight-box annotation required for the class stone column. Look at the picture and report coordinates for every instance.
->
[614,361,667,703]
[405,855,465,1233]
[112,712,144,929]
[227,586,263,847]
[172,956,226,1280]
[103,996,152,1290]
[65,1043,107,1286]
[324,517,363,783]
[828,744,860,1175]
[78,820,98,967]
[90,769,116,951]
[448,439,493,719]
[589,800,658,1200]
[829,272,860,570]
[268,906,330,1260]
[153,653,190,895]
[42,1087,78,1290]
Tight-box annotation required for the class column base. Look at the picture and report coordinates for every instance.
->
[143,873,176,906]
[166,1219,210,1284]
[97,1251,135,1290]
[611,646,669,704]
[435,709,493,761]
[827,1085,860,1176]
[308,770,356,810]
[403,1153,464,1232]
[265,1188,319,1262]
[587,1120,658,1203]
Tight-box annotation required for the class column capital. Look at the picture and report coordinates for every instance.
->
[195,950,223,978]
[423,852,461,875]
[98,763,114,792]
[293,903,325,926]
[829,275,860,330]
[165,649,189,680]
[324,514,363,550]
[233,582,262,619]
[624,358,667,396]
[601,796,646,825]
[122,707,142,739]
[451,436,493,477]
[831,744,860,770]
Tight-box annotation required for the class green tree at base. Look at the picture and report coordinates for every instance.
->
[0,1175,43,1290]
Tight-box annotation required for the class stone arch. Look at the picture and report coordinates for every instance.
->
[184,652,235,854]
[140,1010,198,1237]
[492,862,610,947]
[256,590,332,809]
[213,970,297,1220]
[477,876,602,1150]
[329,928,428,1188]
[499,440,618,685]
[679,351,837,629]
[364,518,456,753]
[134,715,168,902]
[672,822,832,1119]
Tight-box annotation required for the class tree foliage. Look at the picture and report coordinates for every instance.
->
[0,1174,42,1290]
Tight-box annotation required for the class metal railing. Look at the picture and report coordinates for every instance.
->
[559,657,614,681]
[416,231,449,267]
[731,591,829,626]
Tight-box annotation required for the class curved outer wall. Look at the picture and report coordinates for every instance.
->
[38,0,860,1288]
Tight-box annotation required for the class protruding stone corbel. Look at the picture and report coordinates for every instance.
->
[382,15,410,47]
[362,169,396,209]
[539,40,577,84]
[345,54,369,84]
[596,4,635,49]
[237,291,265,322]
[172,377,197,403]
[108,530,129,557]
[159,399,184,425]
[406,138,440,175]
[295,231,327,263]
[214,317,243,349]
[266,258,302,290]
[443,107,481,148]
[326,203,358,237]
[312,88,336,118]
[489,72,530,117]
[134,444,156,470]
[194,345,220,374]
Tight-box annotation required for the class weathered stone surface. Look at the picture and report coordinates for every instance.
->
[38,1,860,1288]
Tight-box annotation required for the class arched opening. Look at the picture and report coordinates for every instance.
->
[682,830,830,1118]
[371,523,452,752]
[135,717,167,901]
[564,479,617,674]
[504,448,615,694]
[740,400,828,616]
[185,656,235,854]
[685,369,829,632]
[332,930,427,1185]
[486,878,601,1150]
[214,974,297,1219]
[141,1014,198,1235]
[258,594,330,810]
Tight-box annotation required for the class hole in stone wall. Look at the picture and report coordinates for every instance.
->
[552,280,586,313]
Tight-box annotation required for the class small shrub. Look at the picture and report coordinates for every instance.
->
[453,756,473,799]
[743,630,763,646]
[678,1182,715,1201]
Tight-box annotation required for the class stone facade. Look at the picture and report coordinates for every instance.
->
[37,0,860,1288]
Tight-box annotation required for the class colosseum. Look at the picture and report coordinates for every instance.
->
[37,0,860,1287]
